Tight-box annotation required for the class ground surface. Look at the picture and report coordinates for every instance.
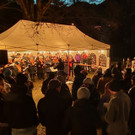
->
[32,73,101,135]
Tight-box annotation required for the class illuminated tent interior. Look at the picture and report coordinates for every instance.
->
[0,20,110,67]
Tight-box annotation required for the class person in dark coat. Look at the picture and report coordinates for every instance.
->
[122,68,132,93]
[82,77,100,107]
[54,58,64,71]
[72,65,86,101]
[2,68,16,85]
[4,73,39,135]
[56,75,72,108]
[64,87,100,135]
[38,79,67,135]
[0,77,10,135]
[92,68,103,88]
[41,72,55,95]
[36,59,44,80]
[28,63,36,82]
[128,75,135,135]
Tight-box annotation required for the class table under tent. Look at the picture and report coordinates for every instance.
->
[0,20,110,74]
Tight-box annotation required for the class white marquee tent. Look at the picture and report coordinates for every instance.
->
[0,20,110,52]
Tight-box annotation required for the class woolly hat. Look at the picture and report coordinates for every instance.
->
[107,79,120,92]
[83,78,94,85]
[77,87,90,99]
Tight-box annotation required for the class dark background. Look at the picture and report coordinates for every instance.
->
[0,0,135,61]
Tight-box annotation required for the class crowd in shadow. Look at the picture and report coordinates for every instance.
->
[0,60,135,135]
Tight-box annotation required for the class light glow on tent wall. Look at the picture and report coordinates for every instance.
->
[64,50,68,53]
[101,50,104,53]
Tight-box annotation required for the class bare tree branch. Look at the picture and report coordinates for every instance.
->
[0,2,12,10]
[39,0,54,21]
[16,0,31,19]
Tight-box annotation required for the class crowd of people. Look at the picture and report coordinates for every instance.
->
[0,55,135,135]
[0,52,77,82]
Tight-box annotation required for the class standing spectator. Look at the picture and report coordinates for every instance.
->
[28,63,36,82]
[38,79,67,135]
[64,87,100,135]
[97,68,112,97]
[54,58,64,71]
[56,75,72,108]
[5,73,39,135]
[2,68,16,85]
[128,75,135,135]
[37,57,44,80]
[72,65,86,101]
[0,77,10,135]
[97,69,112,135]
[82,77,100,107]
[87,54,92,73]
[111,67,123,80]
[105,79,131,135]
[92,68,102,87]
[41,72,55,95]
[122,68,132,93]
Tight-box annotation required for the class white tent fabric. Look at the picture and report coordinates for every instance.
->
[0,20,110,52]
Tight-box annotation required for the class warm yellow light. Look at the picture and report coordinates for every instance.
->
[101,50,104,53]
[84,50,88,52]
[40,51,42,53]
[12,51,15,54]
[59,50,62,53]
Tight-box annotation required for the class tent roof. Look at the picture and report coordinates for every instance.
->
[0,20,110,52]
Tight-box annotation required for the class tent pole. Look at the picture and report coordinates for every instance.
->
[67,44,70,81]
[36,43,39,58]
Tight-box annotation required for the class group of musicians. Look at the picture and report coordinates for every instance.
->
[0,52,93,82]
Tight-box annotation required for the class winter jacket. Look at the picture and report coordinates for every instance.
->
[4,84,39,129]
[38,89,67,135]
[105,90,131,135]
[64,99,100,135]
